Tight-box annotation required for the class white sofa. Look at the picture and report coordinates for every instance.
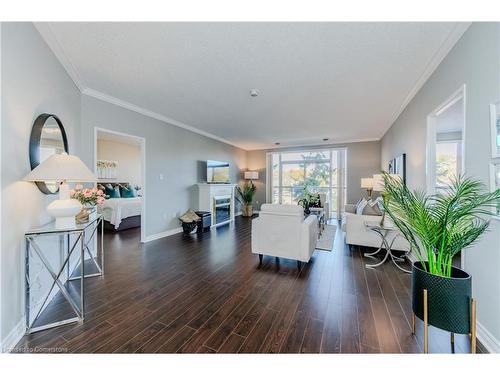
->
[341,203,409,251]
[251,204,318,269]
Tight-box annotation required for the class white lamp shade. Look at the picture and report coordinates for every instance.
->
[244,171,259,180]
[372,173,401,192]
[361,178,374,189]
[24,152,96,183]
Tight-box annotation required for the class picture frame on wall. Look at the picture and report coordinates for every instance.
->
[388,153,406,184]
[489,102,500,158]
[489,160,500,217]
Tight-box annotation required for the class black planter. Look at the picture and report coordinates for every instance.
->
[412,261,472,334]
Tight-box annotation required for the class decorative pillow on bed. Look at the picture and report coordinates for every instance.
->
[120,184,136,198]
[105,184,121,199]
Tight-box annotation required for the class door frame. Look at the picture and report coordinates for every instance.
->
[426,84,466,195]
[94,127,147,243]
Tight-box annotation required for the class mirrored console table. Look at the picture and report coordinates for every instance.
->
[24,214,104,333]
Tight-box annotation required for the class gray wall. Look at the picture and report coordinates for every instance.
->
[80,96,247,238]
[1,23,82,346]
[381,23,500,350]
[247,141,381,210]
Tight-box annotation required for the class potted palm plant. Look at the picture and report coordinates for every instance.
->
[236,181,257,217]
[382,172,500,353]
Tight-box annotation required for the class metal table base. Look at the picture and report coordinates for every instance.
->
[364,223,411,273]
[25,215,104,334]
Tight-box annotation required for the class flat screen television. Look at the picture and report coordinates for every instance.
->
[207,160,230,184]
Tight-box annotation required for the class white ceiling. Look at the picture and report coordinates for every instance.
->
[36,22,469,150]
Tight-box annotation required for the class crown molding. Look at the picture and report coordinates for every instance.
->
[34,22,86,92]
[34,22,244,150]
[248,137,381,151]
[383,22,471,137]
[81,88,243,149]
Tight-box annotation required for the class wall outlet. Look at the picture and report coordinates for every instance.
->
[163,213,168,221]
[159,173,164,181]
[172,212,178,219]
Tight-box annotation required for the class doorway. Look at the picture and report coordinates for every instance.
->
[426,85,466,267]
[94,127,146,243]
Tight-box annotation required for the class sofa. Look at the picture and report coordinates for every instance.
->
[341,203,409,251]
[251,204,318,269]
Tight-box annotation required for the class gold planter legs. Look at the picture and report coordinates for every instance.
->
[423,289,429,354]
[414,290,477,354]
[471,298,476,354]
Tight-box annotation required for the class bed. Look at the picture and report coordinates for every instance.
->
[100,183,142,231]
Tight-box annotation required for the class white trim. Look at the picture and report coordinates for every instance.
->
[84,88,242,149]
[144,227,183,243]
[94,127,147,243]
[252,138,379,151]
[385,23,470,134]
[477,321,500,353]
[34,23,85,92]
[1,318,24,353]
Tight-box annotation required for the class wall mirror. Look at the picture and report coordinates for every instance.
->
[29,113,68,194]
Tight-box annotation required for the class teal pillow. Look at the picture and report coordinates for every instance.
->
[120,185,136,198]
[105,184,121,198]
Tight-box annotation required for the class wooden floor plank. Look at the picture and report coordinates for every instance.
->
[13,218,478,354]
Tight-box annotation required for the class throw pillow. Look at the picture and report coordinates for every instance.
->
[355,198,368,215]
[105,184,121,199]
[120,184,136,198]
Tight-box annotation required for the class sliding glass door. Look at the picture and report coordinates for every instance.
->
[268,148,347,218]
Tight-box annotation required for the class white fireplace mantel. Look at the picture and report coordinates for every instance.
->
[196,183,237,227]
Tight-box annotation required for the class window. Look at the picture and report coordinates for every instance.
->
[268,148,347,217]
[435,140,461,192]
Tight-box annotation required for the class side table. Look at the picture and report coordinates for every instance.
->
[363,221,411,273]
[24,214,104,333]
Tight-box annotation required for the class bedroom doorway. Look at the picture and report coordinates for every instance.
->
[94,127,146,243]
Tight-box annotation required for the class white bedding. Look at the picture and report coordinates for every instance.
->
[102,197,142,229]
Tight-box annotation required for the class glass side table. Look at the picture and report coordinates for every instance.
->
[24,214,104,333]
[363,221,411,273]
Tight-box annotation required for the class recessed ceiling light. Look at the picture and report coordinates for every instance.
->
[250,89,259,97]
[275,142,281,146]
[323,138,329,141]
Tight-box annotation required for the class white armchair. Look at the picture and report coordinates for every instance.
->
[341,203,409,251]
[251,204,318,269]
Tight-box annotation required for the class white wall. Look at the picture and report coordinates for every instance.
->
[80,95,247,238]
[0,23,82,349]
[97,139,141,187]
[381,23,500,352]
[0,22,248,350]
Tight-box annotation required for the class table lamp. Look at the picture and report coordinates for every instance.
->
[373,173,400,226]
[24,152,96,229]
[361,177,374,198]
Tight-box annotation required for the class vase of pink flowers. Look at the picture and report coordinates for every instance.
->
[71,184,107,224]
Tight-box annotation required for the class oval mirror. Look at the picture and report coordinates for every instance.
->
[29,114,69,194]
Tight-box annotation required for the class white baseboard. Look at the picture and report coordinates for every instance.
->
[1,318,25,353]
[144,227,183,243]
[477,321,500,353]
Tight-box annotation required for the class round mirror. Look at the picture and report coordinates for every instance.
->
[29,114,69,194]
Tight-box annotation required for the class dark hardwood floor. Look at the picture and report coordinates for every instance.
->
[14,216,478,353]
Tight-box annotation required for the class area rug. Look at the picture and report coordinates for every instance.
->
[316,224,336,251]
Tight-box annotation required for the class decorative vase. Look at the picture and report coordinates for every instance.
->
[242,204,253,217]
[76,207,89,224]
[75,205,96,224]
